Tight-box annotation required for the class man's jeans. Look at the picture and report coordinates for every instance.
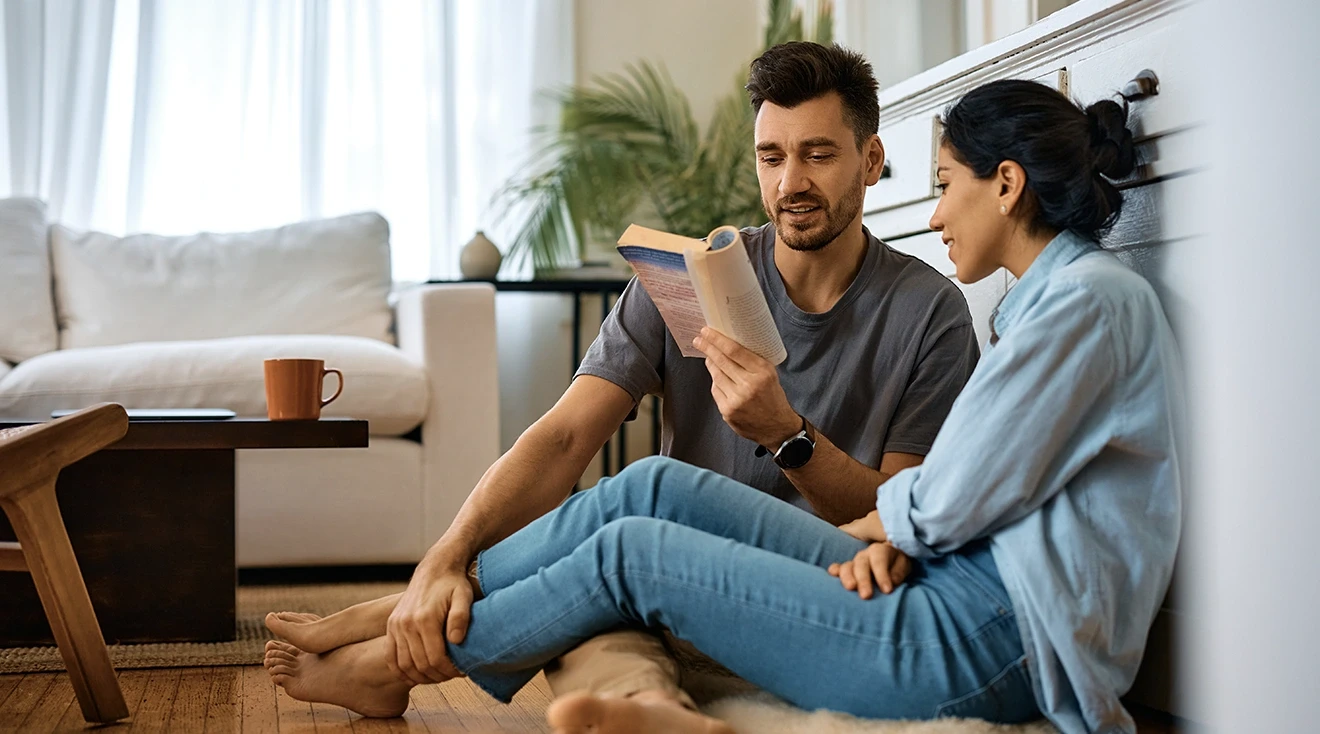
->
[445,456,1039,723]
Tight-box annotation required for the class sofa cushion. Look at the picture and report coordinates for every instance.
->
[0,359,10,384]
[0,335,427,436]
[51,212,394,350]
[0,198,58,362]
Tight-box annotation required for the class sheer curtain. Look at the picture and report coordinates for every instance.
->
[0,0,574,281]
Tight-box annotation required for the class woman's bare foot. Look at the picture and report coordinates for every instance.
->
[263,637,419,717]
[265,593,401,653]
[547,690,735,734]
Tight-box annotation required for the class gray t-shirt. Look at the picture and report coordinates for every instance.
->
[577,223,978,512]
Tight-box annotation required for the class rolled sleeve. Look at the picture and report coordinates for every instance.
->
[875,468,939,559]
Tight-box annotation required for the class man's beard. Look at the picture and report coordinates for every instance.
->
[764,173,866,252]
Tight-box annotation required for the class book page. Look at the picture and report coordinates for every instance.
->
[686,226,788,365]
[617,226,708,357]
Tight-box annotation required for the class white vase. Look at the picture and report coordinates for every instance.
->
[459,230,503,279]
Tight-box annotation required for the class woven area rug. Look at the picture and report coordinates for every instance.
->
[0,581,407,674]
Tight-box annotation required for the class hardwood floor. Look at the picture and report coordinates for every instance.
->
[0,666,1185,733]
[0,666,553,733]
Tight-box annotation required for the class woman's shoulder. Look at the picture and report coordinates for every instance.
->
[1047,250,1173,369]
[1049,250,1159,311]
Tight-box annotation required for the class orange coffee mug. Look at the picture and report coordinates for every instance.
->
[263,358,344,421]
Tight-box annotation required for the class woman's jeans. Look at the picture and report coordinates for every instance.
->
[445,456,1038,723]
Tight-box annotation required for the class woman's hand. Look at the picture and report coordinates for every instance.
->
[828,542,911,599]
[838,509,887,543]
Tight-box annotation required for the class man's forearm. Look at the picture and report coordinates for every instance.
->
[783,431,891,525]
[421,420,600,573]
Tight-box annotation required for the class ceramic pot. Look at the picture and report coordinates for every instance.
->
[460,231,502,279]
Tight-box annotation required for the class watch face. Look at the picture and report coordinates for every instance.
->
[777,435,814,469]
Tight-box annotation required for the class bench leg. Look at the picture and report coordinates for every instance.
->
[0,479,128,723]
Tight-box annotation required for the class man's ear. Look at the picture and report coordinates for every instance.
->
[864,135,886,186]
[997,160,1028,214]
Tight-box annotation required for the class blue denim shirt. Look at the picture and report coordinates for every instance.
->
[876,230,1183,734]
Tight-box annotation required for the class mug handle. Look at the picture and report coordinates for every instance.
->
[321,368,344,408]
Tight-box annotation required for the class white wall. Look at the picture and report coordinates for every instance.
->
[498,1,765,485]
[1172,0,1320,729]
[575,0,761,133]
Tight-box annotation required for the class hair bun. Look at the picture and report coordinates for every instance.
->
[1085,100,1136,180]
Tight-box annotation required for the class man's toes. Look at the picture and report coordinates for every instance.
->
[266,639,300,655]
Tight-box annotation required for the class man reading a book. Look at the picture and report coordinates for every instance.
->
[266,41,981,733]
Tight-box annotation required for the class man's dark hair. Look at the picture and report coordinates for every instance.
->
[745,42,880,148]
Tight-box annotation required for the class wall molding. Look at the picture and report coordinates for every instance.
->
[878,0,1189,121]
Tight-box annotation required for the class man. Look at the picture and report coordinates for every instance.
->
[264,41,979,732]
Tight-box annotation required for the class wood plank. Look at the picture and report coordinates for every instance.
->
[112,669,154,729]
[309,700,352,732]
[167,668,212,733]
[49,686,92,734]
[239,666,279,734]
[349,709,413,733]
[407,684,468,733]
[397,697,433,734]
[204,666,240,733]
[0,673,57,731]
[0,676,24,714]
[516,674,553,713]
[14,674,75,733]
[451,677,546,733]
[273,682,316,734]
[435,679,501,732]
[129,668,181,733]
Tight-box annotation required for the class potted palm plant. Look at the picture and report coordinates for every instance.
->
[496,0,834,276]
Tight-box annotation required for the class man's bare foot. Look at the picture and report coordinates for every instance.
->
[265,593,401,653]
[263,637,418,717]
[546,690,735,734]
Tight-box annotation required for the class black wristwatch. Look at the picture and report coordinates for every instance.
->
[756,415,815,469]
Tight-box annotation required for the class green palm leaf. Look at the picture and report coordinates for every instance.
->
[497,1,834,274]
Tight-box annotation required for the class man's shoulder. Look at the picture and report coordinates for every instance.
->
[738,222,775,251]
[866,235,972,322]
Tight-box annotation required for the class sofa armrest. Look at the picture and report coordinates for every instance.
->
[395,283,499,544]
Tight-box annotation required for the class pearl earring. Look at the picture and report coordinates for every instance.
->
[1000,205,1007,214]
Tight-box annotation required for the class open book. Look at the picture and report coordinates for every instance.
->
[616,224,787,365]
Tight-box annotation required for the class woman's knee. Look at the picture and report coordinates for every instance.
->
[601,456,704,514]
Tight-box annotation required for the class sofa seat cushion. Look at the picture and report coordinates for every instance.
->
[0,335,427,436]
[51,212,394,350]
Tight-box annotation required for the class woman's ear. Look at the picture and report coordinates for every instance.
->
[997,160,1028,214]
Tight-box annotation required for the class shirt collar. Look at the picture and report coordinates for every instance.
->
[990,229,1100,343]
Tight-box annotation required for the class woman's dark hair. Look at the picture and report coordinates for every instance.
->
[746,42,879,148]
[940,79,1137,240]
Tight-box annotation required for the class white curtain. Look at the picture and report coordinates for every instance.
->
[0,0,574,282]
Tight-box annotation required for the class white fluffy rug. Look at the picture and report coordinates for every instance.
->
[704,694,1057,734]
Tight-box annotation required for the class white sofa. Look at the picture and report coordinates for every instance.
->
[0,198,499,567]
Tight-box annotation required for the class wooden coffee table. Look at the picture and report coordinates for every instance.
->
[0,416,368,645]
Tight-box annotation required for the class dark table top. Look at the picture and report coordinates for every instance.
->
[0,416,370,451]
[427,278,633,292]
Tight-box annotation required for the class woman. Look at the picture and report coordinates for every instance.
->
[264,80,1181,734]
